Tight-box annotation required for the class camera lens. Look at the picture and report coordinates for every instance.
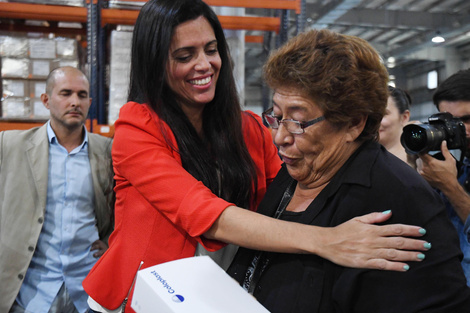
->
[402,125,427,152]
[400,113,467,155]
[401,124,445,154]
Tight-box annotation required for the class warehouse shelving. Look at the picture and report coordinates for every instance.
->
[0,0,303,134]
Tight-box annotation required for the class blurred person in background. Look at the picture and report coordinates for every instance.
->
[379,86,416,168]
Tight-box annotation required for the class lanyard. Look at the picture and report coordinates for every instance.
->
[245,179,297,294]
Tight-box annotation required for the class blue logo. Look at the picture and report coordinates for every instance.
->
[150,270,175,294]
[172,295,185,303]
[150,271,185,303]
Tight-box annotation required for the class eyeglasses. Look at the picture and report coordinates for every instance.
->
[262,107,325,134]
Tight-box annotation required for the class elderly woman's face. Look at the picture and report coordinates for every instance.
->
[271,88,362,187]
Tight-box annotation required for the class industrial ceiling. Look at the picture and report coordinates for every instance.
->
[245,0,470,107]
[308,0,470,69]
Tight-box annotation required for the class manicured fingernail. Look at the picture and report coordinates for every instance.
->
[403,264,410,271]
[419,228,426,235]
[417,253,425,260]
[382,210,391,214]
[424,242,432,249]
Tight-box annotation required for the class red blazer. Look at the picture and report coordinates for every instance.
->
[83,102,281,311]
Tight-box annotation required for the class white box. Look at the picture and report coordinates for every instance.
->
[56,37,78,59]
[31,59,52,78]
[0,36,29,57]
[2,97,29,117]
[1,58,30,78]
[131,256,269,313]
[29,38,56,59]
[2,79,28,97]
[30,80,47,98]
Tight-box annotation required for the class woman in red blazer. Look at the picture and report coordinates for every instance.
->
[83,0,430,311]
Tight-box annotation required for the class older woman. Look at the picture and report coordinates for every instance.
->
[228,29,470,312]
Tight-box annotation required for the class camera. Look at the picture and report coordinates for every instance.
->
[400,112,467,155]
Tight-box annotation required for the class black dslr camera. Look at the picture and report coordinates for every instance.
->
[400,112,467,155]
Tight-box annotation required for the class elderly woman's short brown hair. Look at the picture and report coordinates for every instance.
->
[264,29,389,141]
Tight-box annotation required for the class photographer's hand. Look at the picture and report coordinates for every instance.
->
[417,141,470,222]
[417,141,457,189]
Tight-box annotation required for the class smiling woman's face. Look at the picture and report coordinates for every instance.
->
[166,16,221,112]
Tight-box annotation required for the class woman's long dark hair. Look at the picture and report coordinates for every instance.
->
[128,0,257,209]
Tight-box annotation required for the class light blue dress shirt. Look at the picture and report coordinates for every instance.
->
[16,122,100,313]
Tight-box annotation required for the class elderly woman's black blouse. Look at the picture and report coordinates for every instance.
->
[227,140,470,313]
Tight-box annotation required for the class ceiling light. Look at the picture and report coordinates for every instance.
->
[432,32,445,43]
[386,56,396,68]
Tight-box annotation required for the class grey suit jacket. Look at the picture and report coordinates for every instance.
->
[0,123,115,312]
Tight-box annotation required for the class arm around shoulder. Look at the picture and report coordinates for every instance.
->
[204,207,429,271]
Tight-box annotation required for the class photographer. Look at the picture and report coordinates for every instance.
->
[416,68,470,285]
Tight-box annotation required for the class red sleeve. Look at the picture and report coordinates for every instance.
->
[112,102,231,245]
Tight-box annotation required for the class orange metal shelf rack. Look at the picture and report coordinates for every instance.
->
[0,0,301,133]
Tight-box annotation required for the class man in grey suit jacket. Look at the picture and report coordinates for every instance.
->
[0,67,114,313]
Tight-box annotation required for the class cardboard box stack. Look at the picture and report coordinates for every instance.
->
[1,35,79,119]
[108,29,132,125]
